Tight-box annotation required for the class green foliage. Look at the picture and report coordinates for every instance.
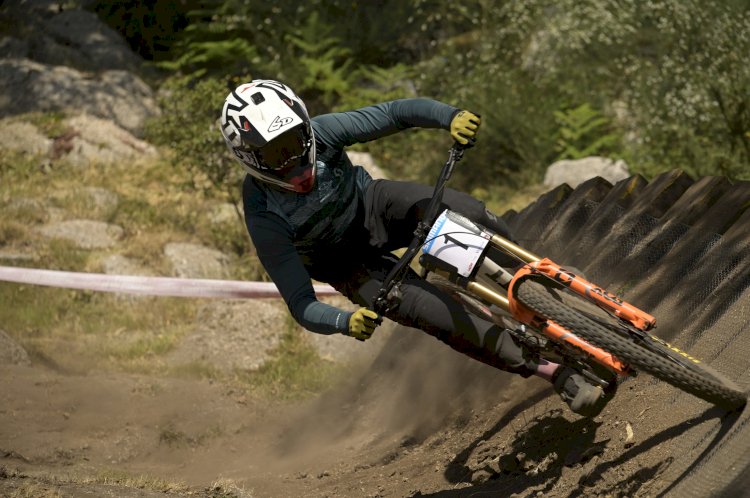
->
[335,63,417,112]
[99,0,750,187]
[417,0,750,185]
[144,76,244,197]
[92,0,190,60]
[0,149,40,179]
[280,11,354,113]
[156,38,258,79]
[554,103,622,160]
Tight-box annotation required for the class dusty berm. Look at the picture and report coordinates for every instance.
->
[2,171,750,497]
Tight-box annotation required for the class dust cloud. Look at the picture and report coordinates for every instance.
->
[261,323,540,472]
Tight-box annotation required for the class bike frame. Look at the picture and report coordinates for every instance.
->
[373,142,656,378]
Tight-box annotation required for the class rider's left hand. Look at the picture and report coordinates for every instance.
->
[346,307,381,341]
[450,110,481,145]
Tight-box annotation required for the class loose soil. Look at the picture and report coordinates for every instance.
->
[1,323,747,498]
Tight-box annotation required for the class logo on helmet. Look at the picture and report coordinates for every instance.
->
[268,116,294,133]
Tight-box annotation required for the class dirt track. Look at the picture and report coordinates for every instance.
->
[2,171,750,497]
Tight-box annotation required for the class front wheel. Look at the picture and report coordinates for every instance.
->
[515,279,747,411]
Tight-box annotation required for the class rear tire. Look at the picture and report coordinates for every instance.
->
[515,279,747,411]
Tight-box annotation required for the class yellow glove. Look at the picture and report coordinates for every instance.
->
[347,307,381,341]
[450,110,481,145]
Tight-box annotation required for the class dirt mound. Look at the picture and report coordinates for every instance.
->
[2,170,749,497]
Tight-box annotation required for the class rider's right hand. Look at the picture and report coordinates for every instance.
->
[450,110,481,145]
[347,308,381,341]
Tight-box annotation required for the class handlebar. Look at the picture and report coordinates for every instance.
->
[372,141,473,315]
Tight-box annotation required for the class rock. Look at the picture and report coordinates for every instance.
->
[98,255,155,302]
[347,151,388,179]
[61,114,157,166]
[0,60,158,136]
[543,156,630,188]
[0,2,142,73]
[42,9,143,72]
[167,300,287,372]
[470,469,494,484]
[208,203,240,225]
[37,219,124,249]
[71,187,120,217]
[6,197,52,224]
[0,114,157,167]
[0,330,31,366]
[163,242,229,279]
[100,254,153,276]
[0,121,52,156]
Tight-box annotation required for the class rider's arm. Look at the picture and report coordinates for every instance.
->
[312,98,460,148]
[245,210,352,335]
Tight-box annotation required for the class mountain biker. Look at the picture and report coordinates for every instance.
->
[220,79,609,417]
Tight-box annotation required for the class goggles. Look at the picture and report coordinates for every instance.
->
[254,126,311,171]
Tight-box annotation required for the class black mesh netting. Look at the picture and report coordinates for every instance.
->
[503,172,750,497]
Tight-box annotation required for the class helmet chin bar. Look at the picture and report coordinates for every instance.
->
[241,159,317,193]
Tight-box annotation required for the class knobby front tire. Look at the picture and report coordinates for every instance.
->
[515,279,747,411]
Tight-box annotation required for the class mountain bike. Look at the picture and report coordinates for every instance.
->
[372,142,747,411]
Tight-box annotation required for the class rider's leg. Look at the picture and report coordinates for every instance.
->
[349,180,609,415]
[326,252,539,377]
[324,253,609,417]
[364,179,515,252]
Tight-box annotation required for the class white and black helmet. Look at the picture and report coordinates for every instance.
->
[220,80,316,192]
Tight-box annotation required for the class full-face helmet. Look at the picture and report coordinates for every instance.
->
[220,80,316,192]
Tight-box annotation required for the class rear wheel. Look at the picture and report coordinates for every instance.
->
[515,278,747,411]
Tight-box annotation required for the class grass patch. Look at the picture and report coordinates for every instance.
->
[237,317,345,399]
[168,360,223,382]
[5,482,63,498]
[158,421,224,448]
[87,468,190,493]
[23,111,69,138]
[0,150,44,184]
[0,219,29,246]
[0,280,197,373]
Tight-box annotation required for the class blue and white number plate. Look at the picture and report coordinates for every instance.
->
[422,210,491,277]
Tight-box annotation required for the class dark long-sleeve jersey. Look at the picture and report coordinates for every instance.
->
[242,98,460,334]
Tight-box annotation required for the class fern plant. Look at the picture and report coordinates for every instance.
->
[282,11,354,111]
[554,103,622,160]
[334,63,416,112]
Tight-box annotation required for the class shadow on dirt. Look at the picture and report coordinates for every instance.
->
[424,402,737,497]
[442,387,561,485]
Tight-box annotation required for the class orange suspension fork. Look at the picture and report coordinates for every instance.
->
[505,258,657,376]
[506,288,631,375]
[517,258,657,331]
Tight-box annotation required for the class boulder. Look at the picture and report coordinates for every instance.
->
[347,151,388,179]
[37,219,124,249]
[167,299,286,372]
[61,114,157,166]
[544,156,630,188]
[163,242,230,280]
[0,121,52,156]
[0,60,159,136]
[0,1,142,73]
[0,330,31,366]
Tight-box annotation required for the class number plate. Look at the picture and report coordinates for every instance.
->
[423,210,491,277]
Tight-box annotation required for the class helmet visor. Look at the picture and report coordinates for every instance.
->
[256,126,311,171]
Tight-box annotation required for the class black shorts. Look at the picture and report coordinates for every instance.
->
[363,179,514,252]
[308,179,535,376]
